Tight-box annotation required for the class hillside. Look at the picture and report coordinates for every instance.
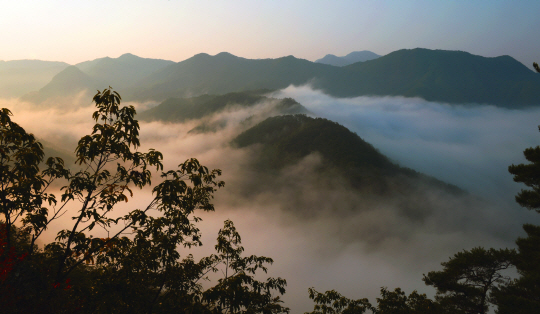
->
[75,53,175,90]
[327,48,540,107]
[21,66,99,103]
[138,91,308,124]
[127,49,540,107]
[232,114,463,195]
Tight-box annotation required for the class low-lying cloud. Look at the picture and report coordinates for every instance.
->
[272,85,540,211]
[2,90,539,313]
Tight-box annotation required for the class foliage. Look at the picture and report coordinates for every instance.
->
[305,287,438,314]
[305,288,374,314]
[0,88,287,313]
[508,62,540,212]
[494,80,540,313]
[422,247,515,314]
[0,107,68,253]
[203,219,289,314]
[492,224,540,313]
[375,287,439,314]
[138,92,307,125]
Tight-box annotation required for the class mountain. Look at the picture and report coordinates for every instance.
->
[21,66,99,103]
[327,48,540,107]
[233,114,461,191]
[128,52,340,101]
[0,60,69,98]
[127,49,540,108]
[17,49,540,108]
[231,114,472,226]
[138,91,308,133]
[75,53,175,90]
[315,51,380,66]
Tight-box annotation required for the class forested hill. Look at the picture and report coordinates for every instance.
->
[232,114,463,195]
[18,54,174,102]
[328,48,540,107]
[138,92,308,123]
[21,66,100,103]
[126,49,540,107]
[16,49,540,108]
[128,52,339,101]
[75,53,175,90]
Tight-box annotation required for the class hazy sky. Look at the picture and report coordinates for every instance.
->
[2,0,539,68]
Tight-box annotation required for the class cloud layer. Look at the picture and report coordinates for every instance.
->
[3,90,540,312]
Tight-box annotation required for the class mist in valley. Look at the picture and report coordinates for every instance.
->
[1,87,538,312]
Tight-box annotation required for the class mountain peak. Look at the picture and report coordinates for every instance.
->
[192,53,211,59]
[215,52,236,57]
[118,53,140,60]
[316,51,380,66]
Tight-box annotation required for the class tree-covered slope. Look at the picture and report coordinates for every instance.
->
[127,49,540,107]
[21,66,100,103]
[138,92,308,123]
[75,53,175,90]
[129,52,340,101]
[232,114,462,194]
[0,60,69,98]
[328,48,540,107]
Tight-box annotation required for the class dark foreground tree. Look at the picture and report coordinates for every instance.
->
[508,62,540,212]
[304,287,438,314]
[423,247,515,314]
[304,288,374,314]
[493,83,540,313]
[492,224,540,314]
[375,287,438,314]
[0,88,287,314]
[203,219,289,314]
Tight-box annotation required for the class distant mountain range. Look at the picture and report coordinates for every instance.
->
[13,48,540,107]
[19,54,175,103]
[124,49,540,107]
[75,53,174,91]
[315,51,380,66]
[0,60,69,98]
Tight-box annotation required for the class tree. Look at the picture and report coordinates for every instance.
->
[492,224,540,314]
[0,107,68,254]
[492,73,540,312]
[304,288,374,314]
[508,62,540,212]
[0,87,292,313]
[422,247,515,314]
[375,287,439,314]
[203,219,289,314]
[0,88,229,313]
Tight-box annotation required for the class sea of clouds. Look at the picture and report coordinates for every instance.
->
[2,87,540,312]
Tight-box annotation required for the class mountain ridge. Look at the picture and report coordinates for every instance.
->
[14,49,540,108]
[315,50,381,66]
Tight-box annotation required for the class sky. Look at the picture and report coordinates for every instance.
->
[2,1,540,311]
[2,0,540,68]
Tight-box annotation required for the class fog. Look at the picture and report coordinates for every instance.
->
[2,90,540,313]
[272,86,540,206]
